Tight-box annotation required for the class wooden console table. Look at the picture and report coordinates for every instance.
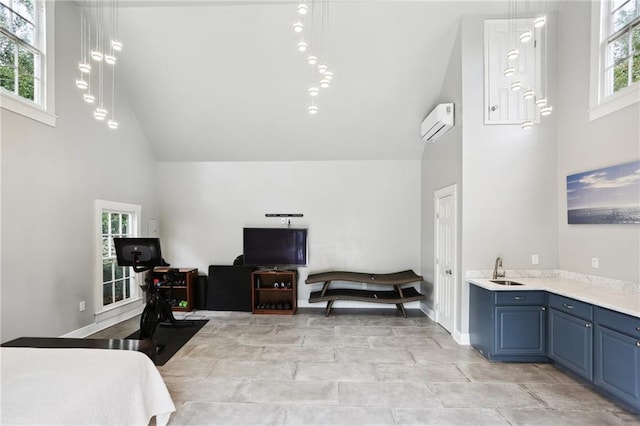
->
[305,270,425,317]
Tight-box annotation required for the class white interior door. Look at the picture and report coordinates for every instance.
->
[434,185,457,334]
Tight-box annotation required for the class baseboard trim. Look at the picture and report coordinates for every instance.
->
[454,330,470,345]
[420,305,435,321]
[61,305,144,338]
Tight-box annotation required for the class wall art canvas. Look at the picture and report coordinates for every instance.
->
[567,160,640,224]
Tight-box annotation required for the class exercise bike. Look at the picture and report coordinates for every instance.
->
[113,238,194,353]
[139,269,180,340]
[139,269,195,352]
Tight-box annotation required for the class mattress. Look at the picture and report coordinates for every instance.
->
[1,347,175,425]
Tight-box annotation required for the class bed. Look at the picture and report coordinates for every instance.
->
[1,347,176,425]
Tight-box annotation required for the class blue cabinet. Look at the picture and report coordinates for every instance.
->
[547,307,593,380]
[469,283,547,362]
[547,293,593,380]
[495,306,546,356]
[594,307,640,412]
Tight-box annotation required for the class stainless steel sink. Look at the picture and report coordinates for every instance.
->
[490,280,524,286]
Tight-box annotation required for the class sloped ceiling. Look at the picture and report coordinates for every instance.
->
[115,1,508,161]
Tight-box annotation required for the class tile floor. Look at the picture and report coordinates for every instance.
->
[91,308,640,425]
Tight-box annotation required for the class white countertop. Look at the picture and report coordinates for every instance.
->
[468,277,640,319]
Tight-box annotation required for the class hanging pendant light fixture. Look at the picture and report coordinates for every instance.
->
[297,2,309,15]
[503,66,515,77]
[293,0,335,113]
[534,15,546,28]
[76,78,88,90]
[76,0,122,129]
[90,2,104,62]
[498,0,553,130]
[78,3,91,75]
[107,56,119,129]
[83,92,95,104]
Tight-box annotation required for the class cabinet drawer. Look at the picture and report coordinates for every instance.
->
[548,294,593,320]
[495,291,545,306]
[596,307,640,339]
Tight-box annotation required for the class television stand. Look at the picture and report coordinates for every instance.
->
[251,270,297,314]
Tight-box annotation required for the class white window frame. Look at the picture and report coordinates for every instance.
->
[590,0,640,121]
[94,199,143,323]
[0,0,56,126]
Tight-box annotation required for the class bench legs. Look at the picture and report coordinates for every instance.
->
[396,303,407,318]
[325,300,335,316]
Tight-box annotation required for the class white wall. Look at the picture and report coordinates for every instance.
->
[556,1,640,283]
[420,23,464,315]
[0,2,158,342]
[157,160,421,306]
[419,14,559,338]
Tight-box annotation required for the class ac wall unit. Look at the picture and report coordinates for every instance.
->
[420,103,454,142]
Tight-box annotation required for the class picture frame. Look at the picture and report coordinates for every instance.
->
[566,160,640,224]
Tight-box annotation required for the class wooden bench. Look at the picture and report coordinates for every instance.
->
[305,270,425,317]
[1,337,156,362]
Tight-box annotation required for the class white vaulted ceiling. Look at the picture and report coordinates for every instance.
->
[114,1,508,161]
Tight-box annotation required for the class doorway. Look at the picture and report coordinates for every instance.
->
[434,184,457,334]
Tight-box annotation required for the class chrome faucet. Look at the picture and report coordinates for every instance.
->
[493,257,505,279]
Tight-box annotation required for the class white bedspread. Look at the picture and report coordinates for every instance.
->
[1,347,175,425]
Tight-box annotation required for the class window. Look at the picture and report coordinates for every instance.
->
[590,0,640,120]
[96,200,142,315]
[0,0,54,126]
[604,0,640,95]
[102,211,134,308]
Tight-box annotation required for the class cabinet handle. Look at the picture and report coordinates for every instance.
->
[637,342,640,347]
[514,296,526,300]
[563,303,574,309]
[541,306,546,311]
[636,326,640,331]
[585,323,592,328]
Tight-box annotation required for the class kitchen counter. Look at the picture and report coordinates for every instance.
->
[468,277,640,319]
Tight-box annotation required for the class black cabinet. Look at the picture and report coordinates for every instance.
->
[470,284,547,362]
[594,307,640,412]
[547,294,594,381]
[207,265,253,311]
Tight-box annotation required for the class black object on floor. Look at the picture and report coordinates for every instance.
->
[207,265,253,311]
[125,319,208,366]
[1,337,157,362]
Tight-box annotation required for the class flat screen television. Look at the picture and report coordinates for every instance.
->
[113,237,164,272]
[243,227,308,267]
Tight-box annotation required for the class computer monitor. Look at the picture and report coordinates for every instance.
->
[113,237,164,273]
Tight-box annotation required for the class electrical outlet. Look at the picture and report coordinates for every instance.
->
[79,301,85,312]
[531,254,539,265]
[592,258,599,269]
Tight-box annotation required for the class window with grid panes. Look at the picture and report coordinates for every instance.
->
[0,0,43,104]
[604,0,640,96]
[102,211,134,307]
